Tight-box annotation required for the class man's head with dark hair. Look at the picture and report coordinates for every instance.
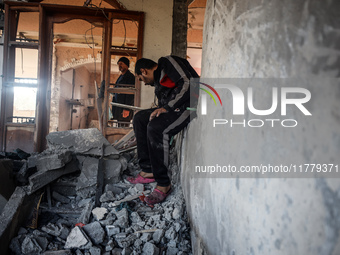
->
[135,58,158,85]
[118,57,130,67]
[117,57,130,74]
[135,58,157,75]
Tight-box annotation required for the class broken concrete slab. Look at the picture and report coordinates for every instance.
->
[76,157,104,200]
[64,226,92,249]
[0,187,41,255]
[83,221,105,245]
[26,159,79,195]
[28,150,72,172]
[46,128,119,158]
[78,200,94,225]
[104,159,122,184]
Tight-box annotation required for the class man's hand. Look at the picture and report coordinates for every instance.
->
[149,107,167,121]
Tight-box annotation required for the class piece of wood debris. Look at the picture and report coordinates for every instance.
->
[109,190,151,207]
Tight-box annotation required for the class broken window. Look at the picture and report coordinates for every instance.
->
[11,48,38,123]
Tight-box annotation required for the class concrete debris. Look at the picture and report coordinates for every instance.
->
[52,191,70,204]
[64,227,92,249]
[104,184,123,195]
[78,198,93,208]
[165,226,176,240]
[89,246,101,255]
[9,134,192,254]
[28,150,72,172]
[83,221,105,245]
[109,190,150,207]
[21,236,42,254]
[99,191,115,203]
[42,223,61,237]
[130,211,142,223]
[46,128,119,158]
[142,242,159,255]
[106,225,120,236]
[114,208,129,228]
[140,232,152,242]
[116,234,136,248]
[172,206,182,220]
[75,250,84,255]
[92,207,108,221]
[78,200,94,224]
[43,250,72,255]
[105,239,115,251]
[153,229,165,244]
[167,247,180,255]
[111,248,123,254]
[27,159,79,194]
[76,157,101,199]
[104,159,122,184]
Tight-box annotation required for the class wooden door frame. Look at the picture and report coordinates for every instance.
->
[1,2,144,152]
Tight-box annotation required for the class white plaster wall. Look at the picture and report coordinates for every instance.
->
[181,0,340,254]
[121,0,174,109]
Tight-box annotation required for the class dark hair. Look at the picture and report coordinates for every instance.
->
[135,58,157,75]
[118,57,130,67]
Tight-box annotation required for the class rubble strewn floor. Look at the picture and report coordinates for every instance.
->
[7,130,192,255]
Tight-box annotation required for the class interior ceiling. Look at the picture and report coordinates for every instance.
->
[16,0,206,48]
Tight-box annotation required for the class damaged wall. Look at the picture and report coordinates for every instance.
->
[181,0,340,254]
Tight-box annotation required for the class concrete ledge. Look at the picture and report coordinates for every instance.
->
[0,187,40,255]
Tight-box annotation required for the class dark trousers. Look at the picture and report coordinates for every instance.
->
[133,108,194,187]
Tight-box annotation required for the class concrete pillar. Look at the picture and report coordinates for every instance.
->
[181,0,340,254]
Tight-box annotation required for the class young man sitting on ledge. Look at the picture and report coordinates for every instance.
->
[127,55,199,206]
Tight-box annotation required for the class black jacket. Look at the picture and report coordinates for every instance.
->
[153,56,199,111]
[112,70,135,121]
[115,70,135,86]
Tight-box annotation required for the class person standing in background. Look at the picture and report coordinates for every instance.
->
[111,57,135,125]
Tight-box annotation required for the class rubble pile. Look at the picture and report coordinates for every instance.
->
[7,129,192,255]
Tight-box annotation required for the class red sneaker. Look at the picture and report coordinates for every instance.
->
[144,187,172,206]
